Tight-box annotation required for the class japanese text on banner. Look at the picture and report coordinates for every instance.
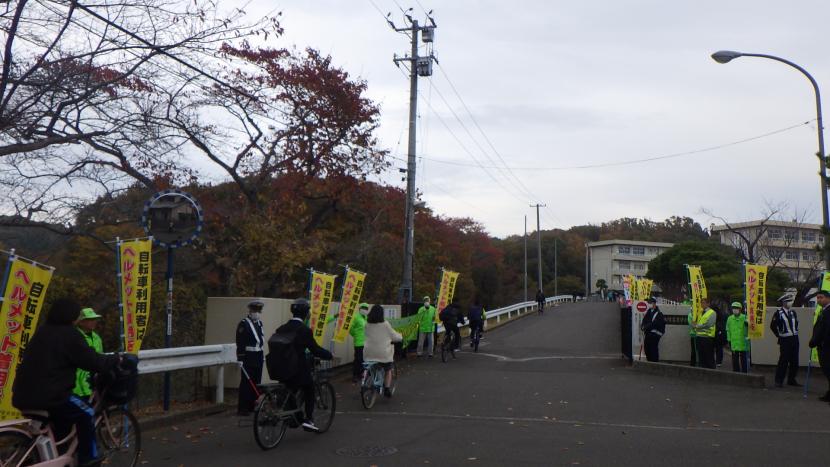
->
[745,264,768,339]
[309,272,336,346]
[812,271,830,362]
[623,274,633,305]
[434,270,460,323]
[688,265,707,322]
[0,258,53,420]
[333,269,366,343]
[120,239,152,353]
[639,279,653,301]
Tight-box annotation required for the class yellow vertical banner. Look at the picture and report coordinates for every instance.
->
[0,257,53,420]
[120,239,153,353]
[434,269,460,323]
[630,278,640,301]
[639,279,653,300]
[745,264,768,339]
[333,269,366,343]
[812,271,830,362]
[308,271,336,346]
[623,274,634,305]
[687,265,707,321]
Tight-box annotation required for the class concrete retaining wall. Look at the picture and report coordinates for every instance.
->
[631,360,766,388]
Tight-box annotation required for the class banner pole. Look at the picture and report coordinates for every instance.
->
[115,238,125,352]
[163,246,174,412]
[743,261,751,372]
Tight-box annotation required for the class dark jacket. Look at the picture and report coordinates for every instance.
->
[236,317,265,360]
[809,305,830,350]
[535,291,545,303]
[770,307,799,338]
[273,318,332,386]
[13,321,118,410]
[468,305,485,323]
[641,306,666,336]
[439,305,464,327]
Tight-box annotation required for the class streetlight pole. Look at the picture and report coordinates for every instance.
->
[712,50,829,269]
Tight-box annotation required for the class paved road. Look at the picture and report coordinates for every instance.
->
[140,303,830,466]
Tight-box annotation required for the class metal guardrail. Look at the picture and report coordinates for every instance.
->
[137,344,236,403]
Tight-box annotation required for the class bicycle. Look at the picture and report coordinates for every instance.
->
[0,360,141,466]
[469,323,482,353]
[252,359,336,450]
[440,328,458,363]
[360,361,398,409]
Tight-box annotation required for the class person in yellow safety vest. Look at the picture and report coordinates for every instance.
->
[73,308,104,400]
[693,298,717,369]
[687,309,697,366]
[416,296,437,358]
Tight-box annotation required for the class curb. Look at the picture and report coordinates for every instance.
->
[139,403,233,432]
[631,360,766,388]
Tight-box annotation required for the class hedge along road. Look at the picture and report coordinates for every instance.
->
[139,302,830,466]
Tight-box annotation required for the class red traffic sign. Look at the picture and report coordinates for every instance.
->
[635,301,648,313]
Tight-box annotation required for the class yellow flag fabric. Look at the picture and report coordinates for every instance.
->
[0,258,53,420]
[623,274,634,304]
[333,269,366,343]
[688,265,706,321]
[812,271,830,362]
[745,264,768,339]
[630,278,640,301]
[434,269,460,323]
[638,279,653,301]
[309,272,336,346]
[119,239,152,353]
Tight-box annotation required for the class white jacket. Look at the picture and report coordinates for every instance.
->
[364,321,403,363]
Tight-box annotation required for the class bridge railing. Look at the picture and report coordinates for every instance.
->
[137,344,236,404]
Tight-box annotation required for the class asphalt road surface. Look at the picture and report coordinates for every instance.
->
[140,302,830,466]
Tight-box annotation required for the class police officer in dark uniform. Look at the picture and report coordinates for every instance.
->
[640,298,666,362]
[236,299,265,415]
[771,295,800,387]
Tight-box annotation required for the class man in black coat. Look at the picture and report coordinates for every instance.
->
[272,298,333,432]
[235,299,265,416]
[640,298,666,362]
[809,290,830,403]
[13,299,119,467]
[771,295,800,387]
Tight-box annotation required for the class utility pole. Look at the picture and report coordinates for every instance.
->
[530,203,546,293]
[388,10,436,303]
[524,216,528,302]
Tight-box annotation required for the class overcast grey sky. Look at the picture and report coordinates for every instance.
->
[250,0,830,237]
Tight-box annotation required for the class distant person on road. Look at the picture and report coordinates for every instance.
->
[771,296,801,387]
[692,298,717,369]
[467,299,486,348]
[235,299,265,416]
[364,305,403,397]
[726,301,748,373]
[536,290,546,314]
[687,308,697,366]
[415,296,436,358]
[439,300,464,350]
[809,290,830,403]
[640,298,665,362]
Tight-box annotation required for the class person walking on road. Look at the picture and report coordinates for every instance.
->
[726,302,748,373]
[640,298,665,362]
[809,290,830,402]
[771,295,801,387]
[693,298,717,369]
[416,297,436,358]
[536,289,546,314]
[236,299,265,416]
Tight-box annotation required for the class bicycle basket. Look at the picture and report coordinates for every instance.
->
[99,354,139,405]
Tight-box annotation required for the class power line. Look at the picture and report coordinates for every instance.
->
[386,119,814,171]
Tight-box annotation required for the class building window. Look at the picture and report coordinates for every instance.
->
[633,262,645,271]
[648,247,660,255]
[612,275,621,285]
[803,250,819,262]
[617,246,631,255]
[784,230,798,242]
[802,231,817,243]
[785,250,798,261]
[618,261,631,270]
[768,229,782,240]
[632,246,645,256]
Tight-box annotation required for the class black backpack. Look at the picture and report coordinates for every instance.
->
[266,329,300,381]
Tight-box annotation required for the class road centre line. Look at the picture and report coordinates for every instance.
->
[337,410,830,435]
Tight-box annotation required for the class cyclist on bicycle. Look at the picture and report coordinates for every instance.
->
[363,305,402,397]
[439,300,464,351]
[467,299,485,347]
[13,299,120,467]
[272,298,333,433]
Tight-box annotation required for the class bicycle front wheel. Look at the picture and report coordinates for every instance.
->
[313,382,336,433]
[388,364,398,396]
[253,391,288,450]
[360,371,378,409]
[0,430,38,465]
[97,407,141,467]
